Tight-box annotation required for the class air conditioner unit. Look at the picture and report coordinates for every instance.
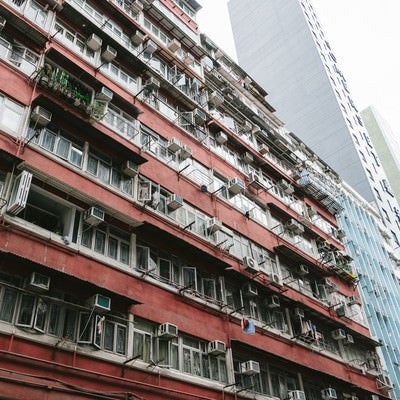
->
[145,77,160,91]
[308,206,317,217]
[0,16,7,31]
[26,272,50,292]
[216,131,228,144]
[298,264,309,275]
[335,306,346,318]
[294,307,305,318]
[248,172,264,190]
[167,38,181,52]
[289,390,306,400]
[131,30,145,46]
[87,293,111,311]
[167,137,182,153]
[193,108,206,124]
[31,106,52,126]
[241,120,252,132]
[122,160,139,177]
[270,273,283,287]
[166,194,183,210]
[377,374,393,390]
[347,295,360,305]
[191,77,202,91]
[84,206,105,226]
[183,53,195,65]
[259,144,269,154]
[179,144,192,160]
[144,39,157,55]
[331,328,346,340]
[129,0,144,13]
[228,177,245,195]
[336,229,346,240]
[101,45,117,62]
[95,86,113,102]
[344,334,354,344]
[266,295,280,308]
[209,91,224,106]
[240,360,260,375]
[158,322,178,338]
[243,256,259,273]
[277,179,295,194]
[207,217,223,233]
[208,340,226,355]
[86,33,102,51]
[241,282,257,297]
[321,389,337,400]
[242,151,254,164]
[285,219,304,235]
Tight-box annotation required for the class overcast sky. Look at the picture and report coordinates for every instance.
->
[196,0,400,139]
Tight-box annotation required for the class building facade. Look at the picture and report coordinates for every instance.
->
[0,0,392,399]
[228,0,400,250]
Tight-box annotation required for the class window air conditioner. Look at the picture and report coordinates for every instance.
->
[167,194,183,210]
[241,120,252,132]
[144,39,157,55]
[277,179,295,194]
[377,374,393,390]
[298,264,309,275]
[331,328,346,340]
[344,334,354,344]
[179,144,192,160]
[248,172,264,190]
[308,206,317,217]
[208,340,226,355]
[122,160,139,177]
[7,171,32,215]
[335,306,346,318]
[86,33,102,51]
[266,295,280,308]
[215,131,228,144]
[129,0,144,14]
[26,272,50,292]
[193,108,206,124]
[243,282,258,297]
[285,219,304,235]
[183,53,195,65]
[243,256,259,273]
[258,144,269,155]
[84,206,105,226]
[270,273,283,287]
[228,177,245,195]
[242,151,254,164]
[31,106,52,126]
[321,388,337,400]
[289,390,306,400]
[207,217,223,233]
[208,91,224,106]
[240,360,260,375]
[347,295,360,305]
[336,229,346,240]
[145,77,160,91]
[167,38,181,52]
[131,30,145,46]
[294,307,305,318]
[158,322,178,338]
[87,293,111,311]
[167,137,182,153]
[95,86,113,102]
[0,16,6,31]
[101,45,117,62]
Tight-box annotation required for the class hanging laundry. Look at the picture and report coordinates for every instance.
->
[242,318,255,334]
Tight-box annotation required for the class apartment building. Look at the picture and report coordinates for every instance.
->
[0,0,392,399]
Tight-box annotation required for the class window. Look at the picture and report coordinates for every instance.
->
[26,0,48,28]
[0,94,25,135]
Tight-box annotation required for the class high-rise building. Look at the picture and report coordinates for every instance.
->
[228,0,400,250]
[0,0,391,399]
[361,106,400,207]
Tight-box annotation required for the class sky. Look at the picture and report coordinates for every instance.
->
[196,0,400,139]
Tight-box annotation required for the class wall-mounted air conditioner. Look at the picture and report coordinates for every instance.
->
[122,160,139,177]
[167,38,181,53]
[247,172,264,190]
[131,30,145,46]
[167,137,182,153]
[207,217,222,233]
[129,0,144,14]
[277,179,295,194]
[377,374,393,390]
[7,171,32,215]
[228,177,245,195]
[144,39,157,55]
[183,53,194,65]
[208,340,226,355]
[298,264,309,275]
[87,293,111,311]
[243,282,258,297]
[335,306,346,318]
[242,151,254,164]
[289,390,306,400]
[145,77,160,91]
[84,206,105,226]
[96,86,113,102]
[308,206,317,217]
[215,131,228,144]
[179,144,192,160]
[193,108,206,124]
[101,45,117,62]
[270,273,283,287]
[158,322,178,338]
[26,272,50,292]
[86,33,102,51]
[266,295,280,308]
[31,106,52,126]
[167,194,183,210]
[347,295,360,305]
[321,388,337,400]
[241,120,252,132]
[344,334,354,344]
[243,256,259,273]
[285,219,304,235]
[331,328,346,340]
[336,229,346,240]
[0,16,7,31]
[240,360,260,375]
[294,307,304,318]
[258,144,269,155]
[209,91,224,106]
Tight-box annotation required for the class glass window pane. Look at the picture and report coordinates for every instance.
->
[98,162,110,183]
[108,237,118,259]
[70,147,83,167]
[120,242,130,265]
[34,298,48,332]
[94,230,106,254]
[183,348,191,373]
[17,294,35,326]
[48,303,62,336]
[81,228,93,248]
[63,309,77,341]
[116,325,126,355]
[87,155,98,175]
[42,130,56,151]
[193,351,201,376]
[104,321,115,351]
[78,312,93,343]
[56,137,70,159]
[0,288,18,322]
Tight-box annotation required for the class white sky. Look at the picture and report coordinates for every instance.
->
[196,0,400,139]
